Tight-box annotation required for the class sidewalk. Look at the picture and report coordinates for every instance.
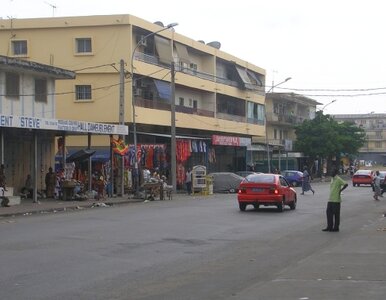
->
[0,195,149,218]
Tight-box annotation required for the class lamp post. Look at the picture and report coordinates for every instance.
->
[321,99,336,111]
[265,77,291,173]
[170,27,177,193]
[130,22,178,194]
[318,99,337,122]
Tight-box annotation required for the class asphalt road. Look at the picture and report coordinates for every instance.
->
[1,181,385,300]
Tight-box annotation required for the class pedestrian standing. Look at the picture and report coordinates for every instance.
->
[373,170,382,201]
[0,164,7,191]
[301,166,315,195]
[21,174,33,198]
[322,169,348,232]
[186,168,192,195]
[45,167,56,198]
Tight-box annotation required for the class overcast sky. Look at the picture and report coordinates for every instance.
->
[2,0,386,115]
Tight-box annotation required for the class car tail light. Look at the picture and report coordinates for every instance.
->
[239,188,246,194]
[269,187,279,194]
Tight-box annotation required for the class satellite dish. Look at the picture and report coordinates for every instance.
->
[154,21,164,27]
[197,40,205,44]
[207,41,221,49]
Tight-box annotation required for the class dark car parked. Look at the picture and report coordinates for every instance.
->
[281,170,303,187]
[236,171,261,178]
[208,172,244,193]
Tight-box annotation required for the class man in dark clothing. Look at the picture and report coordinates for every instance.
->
[45,167,56,198]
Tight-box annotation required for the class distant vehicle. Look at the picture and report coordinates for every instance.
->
[364,161,373,167]
[208,172,244,193]
[372,171,386,193]
[352,169,375,187]
[237,173,297,212]
[236,171,261,178]
[281,170,303,187]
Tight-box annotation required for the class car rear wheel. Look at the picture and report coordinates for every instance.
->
[289,198,297,210]
[277,198,285,212]
[239,203,247,211]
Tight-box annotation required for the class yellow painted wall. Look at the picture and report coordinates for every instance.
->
[0,14,267,145]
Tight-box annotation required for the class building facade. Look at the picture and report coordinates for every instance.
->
[0,14,266,185]
[0,55,128,200]
[251,92,321,172]
[332,113,386,165]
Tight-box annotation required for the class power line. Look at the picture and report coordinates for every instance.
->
[73,63,117,72]
[278,86,386,92]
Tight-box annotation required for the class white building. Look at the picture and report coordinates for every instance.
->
[0,55,128,202]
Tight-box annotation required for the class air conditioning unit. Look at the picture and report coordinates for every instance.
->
[133,88,142,96]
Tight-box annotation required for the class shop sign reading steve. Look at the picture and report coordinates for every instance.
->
[0,114,128,135]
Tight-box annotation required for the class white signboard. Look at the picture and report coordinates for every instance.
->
[0,114,128,135]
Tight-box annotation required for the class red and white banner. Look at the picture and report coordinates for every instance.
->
[212,135,251,147]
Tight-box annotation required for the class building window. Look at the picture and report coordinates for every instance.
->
[75,38,92,53]
[11,40,28,56]
[189,63,198,74]
[75,85,92,100]
[179,97,184,106]
[193,99,198,109]
[35,79,47,102]
[247,102,264,124]
[375,141,382,148]
[5,72,19,98]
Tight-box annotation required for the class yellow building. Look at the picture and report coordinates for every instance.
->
[252,92,321,172]
[0,14,266,180]
[332,113,386,166]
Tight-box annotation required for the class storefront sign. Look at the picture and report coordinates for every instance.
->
[212,135,251,146]
[0,114,128,135]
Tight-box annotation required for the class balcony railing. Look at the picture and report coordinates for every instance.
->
[216,112,246,123]
[266,112,306,125]
[247,117,264,126]
[133,51,263,92]
[134,97,214,118]
[133,51,216,82]
[134,97,170,111]
[175,105,214,118]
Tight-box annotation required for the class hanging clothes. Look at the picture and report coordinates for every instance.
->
[177,163,186,185]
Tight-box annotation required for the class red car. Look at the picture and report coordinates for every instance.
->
[237,173,297,212]
[352,169,375,187]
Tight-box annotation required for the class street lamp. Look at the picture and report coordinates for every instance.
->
[265,77,292,173]
[317,99,337,122]
[130,22,178,194]
[321,99,336,111]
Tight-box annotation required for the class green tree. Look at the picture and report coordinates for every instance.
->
[294,111,366,173]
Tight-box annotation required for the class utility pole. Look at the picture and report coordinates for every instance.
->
[265,77,292,173]
[170,62,177,192]
[118,59,125,196]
